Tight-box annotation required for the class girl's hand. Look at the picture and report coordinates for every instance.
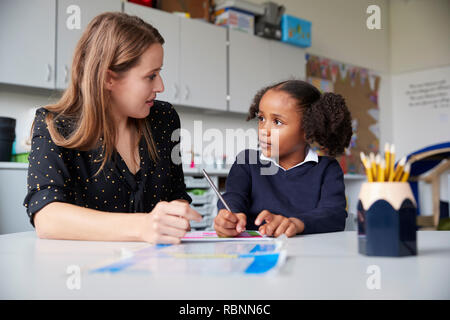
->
[255,210,304,237]
[140,200,202,244]
[214,209,247,237]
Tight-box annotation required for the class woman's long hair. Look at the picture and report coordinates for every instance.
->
[30,12,164,175]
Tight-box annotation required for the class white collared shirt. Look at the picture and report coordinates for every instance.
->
[259,145,319,171]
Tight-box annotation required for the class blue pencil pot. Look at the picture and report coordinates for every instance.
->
[357,182,417,257]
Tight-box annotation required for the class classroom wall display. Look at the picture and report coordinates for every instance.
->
[306,54,381,174]
[391,65,450,158]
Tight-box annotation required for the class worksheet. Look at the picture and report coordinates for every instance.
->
[181,230,273,242]
[90,237,287,275]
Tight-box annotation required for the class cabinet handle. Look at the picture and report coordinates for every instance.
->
[184,86,190,101]
[64,65,69,83]
[46,64,52,82]
[173,84,179,100]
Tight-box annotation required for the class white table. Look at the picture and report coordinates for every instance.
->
[0,231,449,299]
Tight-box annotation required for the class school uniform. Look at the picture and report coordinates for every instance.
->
[217,147,347,234]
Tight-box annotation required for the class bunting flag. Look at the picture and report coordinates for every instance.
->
[307,77,333,93]
[369,123,380,139]
[368,72,378,91]
[367,108,379,121]
[359,69,369,87]
[349,68,358,87]
[330,63,339,83]
[369,92,378,105]
[339,63,348,81]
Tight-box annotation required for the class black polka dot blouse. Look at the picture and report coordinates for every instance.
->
[23,100,192,227]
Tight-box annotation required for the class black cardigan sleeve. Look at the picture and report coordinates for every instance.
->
[23,108,74,227]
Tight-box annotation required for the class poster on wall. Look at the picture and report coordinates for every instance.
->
[306,53,381,174]
[392,65,450,158]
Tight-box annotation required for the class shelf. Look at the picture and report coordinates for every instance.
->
[343,174,367,180]
[183,166,231,177]
[0,162,28,170]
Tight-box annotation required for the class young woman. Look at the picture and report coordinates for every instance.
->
[214,80,353,237]
[23,12,201,244]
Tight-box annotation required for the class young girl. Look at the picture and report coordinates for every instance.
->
[23,12,201,244]
[214,80,353,237]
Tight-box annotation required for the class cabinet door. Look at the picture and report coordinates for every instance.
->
[269,40,306,82]
[228,30,271,114]
[179,19,227,111]
[0,168,33,234]
[124,3,181,105]
[56,0,122,90]
[0,0,56,89]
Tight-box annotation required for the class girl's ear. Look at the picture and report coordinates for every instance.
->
[105,70,119,91]
[299,123,307,141]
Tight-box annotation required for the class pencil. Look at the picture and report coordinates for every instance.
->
[393,156,406,181]
[202,169,232,213]
[378,159,385,182]
[384,143,390,181]
[388,144,396,181]
[360,152,373,182]
[400,162,411,182]
[369,152,377,180]
[374,154,381,181]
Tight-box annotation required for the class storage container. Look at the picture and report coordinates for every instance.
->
[281,14,311,48]
[215,7,254,34]
[0,117,16,162]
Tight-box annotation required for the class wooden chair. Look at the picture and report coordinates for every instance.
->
[406,142,450,229]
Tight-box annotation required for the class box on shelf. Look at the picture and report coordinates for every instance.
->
[281,14,311,48]
[254,1,285,40]
[127,0,156,8]
[215,0,265,16]
[11,153,29,163]
[188,189,215,205]
[157,0,214,23]
[214,7,255,34]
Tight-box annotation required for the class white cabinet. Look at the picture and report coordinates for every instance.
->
[0,0,56,89]
[124,3,227,111]
[0,2,305,112]
[124,2,180,105]
[228,29,307,114]
[56,0,122,90]
[179,18,227,111]
[269,40,306,83]
[228,30,271,114]
[0,164,34,234]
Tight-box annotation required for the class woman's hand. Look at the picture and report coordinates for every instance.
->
[255,210,304,237]
[140,200,202,244]
[214,209,247,237]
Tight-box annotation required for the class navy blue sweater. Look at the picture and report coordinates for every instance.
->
[217,149,347,234]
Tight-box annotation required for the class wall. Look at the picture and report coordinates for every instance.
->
[389,0,450,157]
[0,0,393,159]
[2,0,449,160]
[390,0,450,75]
[252,0,391,73]
[252,0,392,148]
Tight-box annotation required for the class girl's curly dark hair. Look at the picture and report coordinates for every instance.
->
[247,80,353,157]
